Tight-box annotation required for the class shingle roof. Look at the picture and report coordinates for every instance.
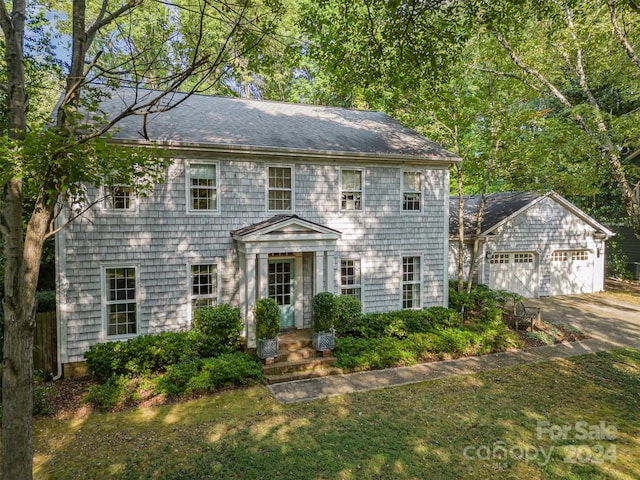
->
[96,88,460,161]
[230,214,341,237]
[449,191,542,236]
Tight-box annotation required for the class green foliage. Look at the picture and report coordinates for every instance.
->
[33,384,55,416]
[35,290,56,313]
[192,305,243,354]
[312,292,335,333]
[84,330,226,382]
[155,353,264,397]
[342,308,463,339]
[525,331,557,346]
[254,298,280,340]
[333,295,362,336]
[83,375,134,411]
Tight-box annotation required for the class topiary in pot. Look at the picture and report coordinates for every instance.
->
[254,297,280,360]
[312,292,335,351]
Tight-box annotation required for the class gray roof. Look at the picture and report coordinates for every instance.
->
[449,191,543,236]
[96,88,460,161]
[230,214,341,237]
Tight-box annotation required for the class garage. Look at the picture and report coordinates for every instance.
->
[489,252,538,298]
[549,250,593,295]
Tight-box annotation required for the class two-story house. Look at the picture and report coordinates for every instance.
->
[55,88,460,373]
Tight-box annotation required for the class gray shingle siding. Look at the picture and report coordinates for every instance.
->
[58,153,450,363]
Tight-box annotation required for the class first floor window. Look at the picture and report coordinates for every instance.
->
[402,256,421,309]
[340,258,362,301]
[191,264,218,310]
[402,171,422,211]
[268,166,292,211]
[105,267,137,336]
[104,183,133,210]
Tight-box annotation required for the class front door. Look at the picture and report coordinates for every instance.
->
[268,259,295,328]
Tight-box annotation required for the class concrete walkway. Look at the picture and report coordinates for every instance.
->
[268,294,640,404]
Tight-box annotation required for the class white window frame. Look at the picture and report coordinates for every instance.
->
[401,254,423,310]
[102,265,139,339]
[189,262,219,318]
[340,168,364,211]
[339,257,363,303]
[266,165,294,212]
[401,170,423,213]
[102,182,137,213]
[186,161,220,214]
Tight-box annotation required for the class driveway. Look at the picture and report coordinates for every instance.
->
[526,294,640,349]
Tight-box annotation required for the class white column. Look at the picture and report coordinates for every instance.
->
[258,253,269,299]
[315,251,325,294]
[294,254,304,328]
[325,250,335,294]
[246,253,257,348]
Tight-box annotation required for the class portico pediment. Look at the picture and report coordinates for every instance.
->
[231,215,341,246]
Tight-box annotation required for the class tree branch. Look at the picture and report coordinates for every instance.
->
[467,64,543,93]
[607,0,640,70]
[0,0,12,34]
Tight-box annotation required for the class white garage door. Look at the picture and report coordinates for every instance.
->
[550,250,593,295]
[489,252,538,298]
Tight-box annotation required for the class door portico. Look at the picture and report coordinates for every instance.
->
[231,215,342,348]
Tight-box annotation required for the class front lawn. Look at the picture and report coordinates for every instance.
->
[27,348,640,479]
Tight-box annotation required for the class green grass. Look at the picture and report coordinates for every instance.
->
[28,348,640,479]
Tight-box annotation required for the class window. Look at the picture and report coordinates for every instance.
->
[105,267,137,336]
[490,253,510,264]
[104,183,133,210]
[402,256,421,309]
[340,258,362,301]
[514,253,534,264]
[573,250,589,261]
[268,166,292,211]
[341,169,362,210]
[191,264,218,309]
[402,171,422,211]
[188,163,218,211]
[551,252,568,262]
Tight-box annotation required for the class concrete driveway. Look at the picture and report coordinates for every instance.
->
[526,294,640,349]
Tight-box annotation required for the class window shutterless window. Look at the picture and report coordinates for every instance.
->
[268,166,292,211]
[104,184,134,210]
[340,258,362,301]
[402,256,421,309]
[105,267,137,336]
[189,163,218,211]
[341,169,362,210]
[191,264,218,309]
[402,171,422,211]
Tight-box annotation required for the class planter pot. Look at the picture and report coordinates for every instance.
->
[257,338,279,359]
[312,331,335,351]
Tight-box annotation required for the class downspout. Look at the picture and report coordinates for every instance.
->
[52,204,67,381]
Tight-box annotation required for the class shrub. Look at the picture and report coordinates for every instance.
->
[312,292,335,333]
[333,295,362,336]
[84,375,130,410]
[254,298,280,340]
[193,305,243,354]
[35,290,56,313]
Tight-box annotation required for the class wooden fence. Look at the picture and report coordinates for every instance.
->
[34,311,57,377]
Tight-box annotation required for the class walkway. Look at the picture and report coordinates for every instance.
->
[268,294,640,404]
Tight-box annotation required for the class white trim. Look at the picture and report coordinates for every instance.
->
[401,169,423,213]
[185,160,220,215]
[101,183,138,214]
[101,264,140,341]
[339,167,364,211]
[401,253,424,309]
[187,261,220,324]
[339,256,364,307]
[443,180,450,309]
[266,164,295,213]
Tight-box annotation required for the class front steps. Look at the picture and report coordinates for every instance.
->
[262,329,342,384]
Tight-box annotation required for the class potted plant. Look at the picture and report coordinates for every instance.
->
[312,292,335,352]
[254,297,280,360]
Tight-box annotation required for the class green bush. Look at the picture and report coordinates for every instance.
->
[35,290,56,313]
[254,298,280,340]
[193,305,243,354]
[333,295,362,336]
[156,352,264,397]
[312,292,335,333]
[84,375,130,410]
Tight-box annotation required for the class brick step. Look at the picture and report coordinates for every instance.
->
[276,347,319,363]
[278,337,312,350]
[266,366,344,385]
[262,356,337,376]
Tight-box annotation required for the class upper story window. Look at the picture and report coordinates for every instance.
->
[341,169,363,210]
[105,267,138,337]
[268,166,293,211]
[188,163,218,212]
[340,258,362,302]
[104,183,134,210]
[402,171,422,212]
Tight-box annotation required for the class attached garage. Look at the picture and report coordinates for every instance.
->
[449,191,614,298]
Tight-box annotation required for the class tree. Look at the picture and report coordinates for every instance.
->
[0,0,283,478]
